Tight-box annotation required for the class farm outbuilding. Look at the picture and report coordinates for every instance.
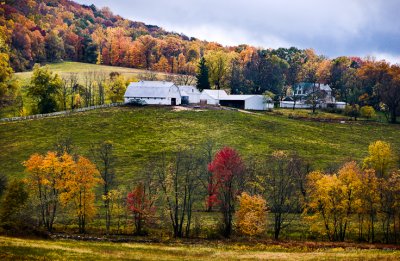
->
[178,85,201,104]
[219,95,273,110]
[199,90,229,105]
[124,81,181,105]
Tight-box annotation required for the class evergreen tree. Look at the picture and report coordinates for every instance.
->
[196,57,210,91]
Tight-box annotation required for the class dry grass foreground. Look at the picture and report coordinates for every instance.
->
[0,236,399,260]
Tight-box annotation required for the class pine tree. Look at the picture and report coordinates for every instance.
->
[196,57,210,91]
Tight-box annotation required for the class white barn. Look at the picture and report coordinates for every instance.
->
[219,95,273,110]
[199,90,229,105]
[124,81,181,105]
[178,85,201,104]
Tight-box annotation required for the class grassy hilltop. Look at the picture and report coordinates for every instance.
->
[1,106,399,181]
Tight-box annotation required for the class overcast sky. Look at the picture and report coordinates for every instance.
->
[76,0,400,64]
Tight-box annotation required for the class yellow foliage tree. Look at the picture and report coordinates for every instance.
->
[305,162,362,241]
[235,192,267,237]
[204,50,237,90]
[363,140,397,178]
[102,189,125,234]
[60,156,102,233]
[357,169,379,242]
[107,75,127,103]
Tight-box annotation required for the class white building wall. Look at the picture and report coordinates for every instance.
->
[335,102,346,109]
[280,101,311,109]
[244,96,273,110]
[125,97,171,105]
[199,93,218,105]
[168,85,182,105]
[188,94,200,104]
[125,86,181,105]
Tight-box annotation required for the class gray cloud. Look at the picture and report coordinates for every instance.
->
[76,0,400,63]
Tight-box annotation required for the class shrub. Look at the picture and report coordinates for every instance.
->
[360,106,376,119]
[322,107,343,114]
[344,104,360,120]
[235,192,267,237]
[0,179,29,229]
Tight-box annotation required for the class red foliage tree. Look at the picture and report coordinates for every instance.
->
[208,146,244,237]
[127,183,155,235]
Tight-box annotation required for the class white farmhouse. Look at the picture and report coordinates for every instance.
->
[178,85,201,104]
[219,95,273,110]
[199,90,229,105]
[280,82,346,109]
[124,81,181,105]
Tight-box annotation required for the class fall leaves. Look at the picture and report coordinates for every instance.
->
[208,147,245,237]
[24,151,101,233]
[16,139,400,241]
[306,141,399,242]
[236,193,267,237]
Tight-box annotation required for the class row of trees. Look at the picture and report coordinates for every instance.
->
[195,49,400,122]
[25,64,130,114]
[0,139,398,243]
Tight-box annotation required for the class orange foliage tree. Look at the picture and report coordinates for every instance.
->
[25,151,101,233]
[24,151,74,231]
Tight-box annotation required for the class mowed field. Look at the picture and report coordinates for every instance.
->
[0,236,399,260]
[1,106,399,181]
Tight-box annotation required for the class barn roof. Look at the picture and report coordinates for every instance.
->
[220,95,272,101]
[319,84,332,92]
[124,81,177,98]
[178,85,201,95]
[201,90,229,99]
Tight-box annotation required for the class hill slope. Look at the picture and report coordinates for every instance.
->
[1,106,399,181]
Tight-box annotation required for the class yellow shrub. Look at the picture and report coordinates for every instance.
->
[360,106,376,119]
[235,192,267,236]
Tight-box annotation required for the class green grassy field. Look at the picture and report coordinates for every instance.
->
[0,236,399,260]
[1,106,399,181]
